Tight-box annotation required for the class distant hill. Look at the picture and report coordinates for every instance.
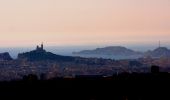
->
[18,44,75,62]
[144,47,170,58]
[17,44,170,61]
[73,46,143,59]
[0,52,13,61]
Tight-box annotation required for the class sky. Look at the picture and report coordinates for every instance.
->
[0,0,170,47]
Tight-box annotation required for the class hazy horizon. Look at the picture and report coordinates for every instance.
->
[0,0,169,47]
[1,44,170,58]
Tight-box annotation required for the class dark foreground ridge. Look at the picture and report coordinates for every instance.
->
[0,66,170,100]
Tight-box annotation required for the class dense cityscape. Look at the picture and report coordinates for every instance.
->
[0,43,170,82]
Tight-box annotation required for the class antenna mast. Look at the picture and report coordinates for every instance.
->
[159,41,161,48]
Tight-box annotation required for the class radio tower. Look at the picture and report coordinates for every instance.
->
[159,41,161,48]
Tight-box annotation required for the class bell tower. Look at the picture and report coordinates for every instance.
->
[41,42,43,50]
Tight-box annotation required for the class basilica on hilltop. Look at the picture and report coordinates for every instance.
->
[36,43,44,51]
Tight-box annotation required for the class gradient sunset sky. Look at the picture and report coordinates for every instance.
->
[0,0,169,47]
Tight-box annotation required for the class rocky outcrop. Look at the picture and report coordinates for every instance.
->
[0,52,13,61]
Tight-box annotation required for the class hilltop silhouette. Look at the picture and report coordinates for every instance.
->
[73,46,142,56]
[73,46,170,59]
[18,43,75,62]
[0,52,13,61]
[145,47,170,58]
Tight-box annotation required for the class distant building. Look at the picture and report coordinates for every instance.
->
[36,43,44,51]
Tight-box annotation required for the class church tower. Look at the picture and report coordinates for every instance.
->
[36,42,44,51]
[41,42,43,50]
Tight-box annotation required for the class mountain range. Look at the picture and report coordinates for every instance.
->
[73,46,170,59]
[1,46,170,61]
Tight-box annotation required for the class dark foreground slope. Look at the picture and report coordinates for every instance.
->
[0,73,170,100]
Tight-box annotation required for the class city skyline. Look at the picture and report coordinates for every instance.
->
[0,0,169,47]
